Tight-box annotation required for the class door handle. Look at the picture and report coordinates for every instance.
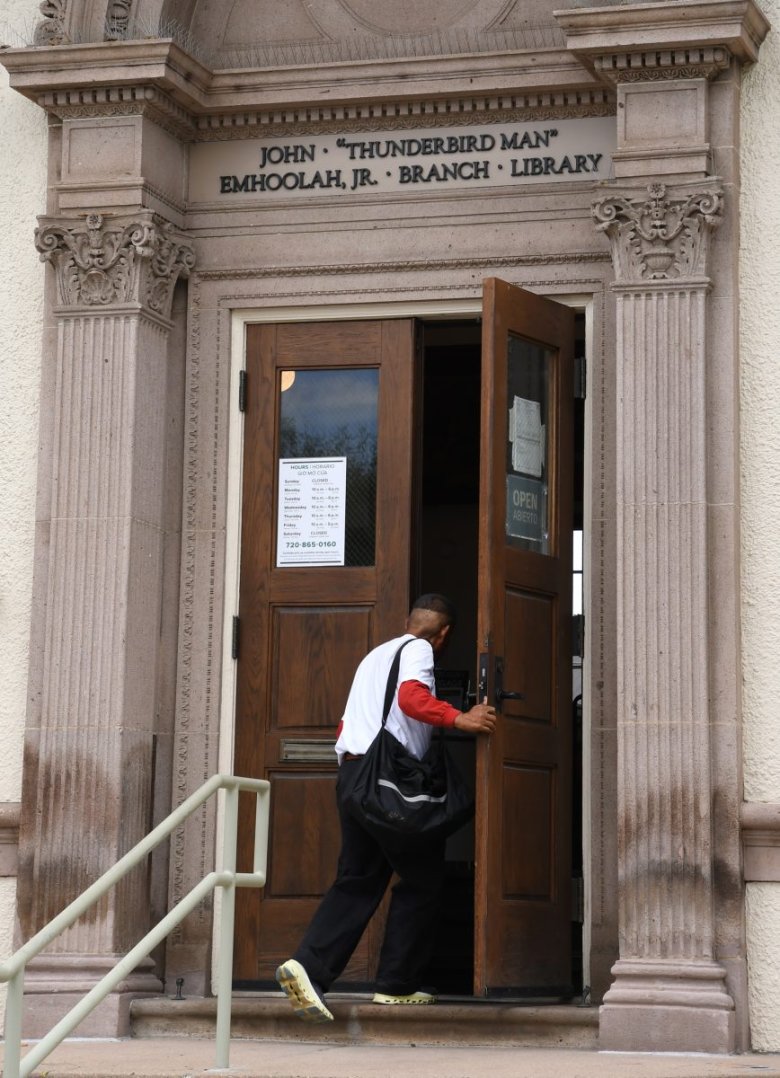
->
[494,656,525,706]
[496,688,525,703]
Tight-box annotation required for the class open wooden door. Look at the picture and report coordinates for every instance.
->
[474,279,575,995]
[234,319,415,985]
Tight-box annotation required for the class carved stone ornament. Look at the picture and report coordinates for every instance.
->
[592,182,723,284]
[35,213,196,318]
[33,0,69,45]
[105,0,133,41]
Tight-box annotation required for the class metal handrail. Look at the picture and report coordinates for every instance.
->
[0,773,270,1078]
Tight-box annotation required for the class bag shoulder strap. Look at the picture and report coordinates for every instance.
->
[381,638,415,728]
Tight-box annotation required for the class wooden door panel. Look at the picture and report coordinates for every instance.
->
[266,773,341,897]
[504,589,553,723]
[501,764,554,899]
[275,320,383,363]
[475,278,574,995]
[271,606,372,729]
[235,319,415,984]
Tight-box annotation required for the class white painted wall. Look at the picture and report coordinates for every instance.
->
[740,0,780,1054]
[0,0,48,1024]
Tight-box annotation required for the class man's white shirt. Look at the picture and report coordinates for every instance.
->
[334,633,437,762]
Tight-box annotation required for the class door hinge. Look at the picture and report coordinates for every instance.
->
[238,369,248,412]
[574,355,586,400]
[231,615,240,660]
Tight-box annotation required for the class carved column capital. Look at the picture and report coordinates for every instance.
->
[592,182,724,285]
[35,212,195,320]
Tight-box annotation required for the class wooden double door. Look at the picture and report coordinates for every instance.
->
[234,280,575,995]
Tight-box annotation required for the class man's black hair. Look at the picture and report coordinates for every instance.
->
[410,593,457,627]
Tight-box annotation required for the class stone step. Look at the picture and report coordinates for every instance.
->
[130,995,599,1049]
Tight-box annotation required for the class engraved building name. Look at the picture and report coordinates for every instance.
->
[189,117,615,201]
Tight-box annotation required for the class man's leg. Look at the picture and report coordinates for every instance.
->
[292,797,393,989]
[373,836,446,999]
[277,761,392,1020]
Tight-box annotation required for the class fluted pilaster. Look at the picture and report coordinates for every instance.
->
[18,212,193,1035]
[595,181,735,1052]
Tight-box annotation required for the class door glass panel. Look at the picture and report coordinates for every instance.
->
[505,335,552,555]
[277,368,379,567]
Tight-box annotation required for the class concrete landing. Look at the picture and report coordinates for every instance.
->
[4,1038,780,1078]
[130,995,599,1048]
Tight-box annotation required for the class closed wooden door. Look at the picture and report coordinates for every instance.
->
[474,279,575,994]
[234,320,415,984]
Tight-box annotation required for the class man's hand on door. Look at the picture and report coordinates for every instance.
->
[454,698,497,735]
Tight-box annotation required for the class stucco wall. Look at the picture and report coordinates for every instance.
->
[0,0,48,1021]
[740,0,780,1054]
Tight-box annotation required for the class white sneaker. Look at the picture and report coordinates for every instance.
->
[275,959,334,1023]
[372,990,437,1005]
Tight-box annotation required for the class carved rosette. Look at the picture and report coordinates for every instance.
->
[35,213,195,319]
[592,182,723,284]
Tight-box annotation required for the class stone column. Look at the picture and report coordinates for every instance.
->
[592,182,735,1051]
[556,1,770,1052]
[18,211,194,1036]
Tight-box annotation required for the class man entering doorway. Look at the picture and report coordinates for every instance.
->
[276,593,497,1022]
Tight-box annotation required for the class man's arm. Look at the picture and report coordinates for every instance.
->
[398,680,497,734]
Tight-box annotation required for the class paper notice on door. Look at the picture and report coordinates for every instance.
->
[509,396,544,477]
[277,457,347,566]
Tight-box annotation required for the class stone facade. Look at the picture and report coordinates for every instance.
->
[740,0,780,1052]
[0,0,778,1054]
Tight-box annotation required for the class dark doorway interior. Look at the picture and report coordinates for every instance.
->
[414,316,585,996]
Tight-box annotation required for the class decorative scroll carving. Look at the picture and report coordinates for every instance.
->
[592,183,723,284]
[593,47,730,84]
[35,213,195,319]
[34,0,69,45]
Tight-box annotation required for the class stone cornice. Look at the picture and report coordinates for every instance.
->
[1,38,604,124]
[556,0,770,77]
[591,46,731,84]
[37,85,198,140]
[28,82,614,140]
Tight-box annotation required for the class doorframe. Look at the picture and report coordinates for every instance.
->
[213,293,595,992]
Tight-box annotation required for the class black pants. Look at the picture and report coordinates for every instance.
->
[292,757,446,996]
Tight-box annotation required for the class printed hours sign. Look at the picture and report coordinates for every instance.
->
[277,457,348,567]
[189,117,614,201]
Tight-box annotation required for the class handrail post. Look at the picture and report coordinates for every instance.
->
[0,775,269,1078]
[214,781,239,1070]
[4,968,24,1078]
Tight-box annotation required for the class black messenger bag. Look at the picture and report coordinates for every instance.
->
[343,639,474,847]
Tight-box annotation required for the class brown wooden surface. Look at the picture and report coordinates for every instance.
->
[474,279,575,994]
[234,320,415,983]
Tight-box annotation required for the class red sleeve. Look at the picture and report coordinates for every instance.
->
[398,680,460,728]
